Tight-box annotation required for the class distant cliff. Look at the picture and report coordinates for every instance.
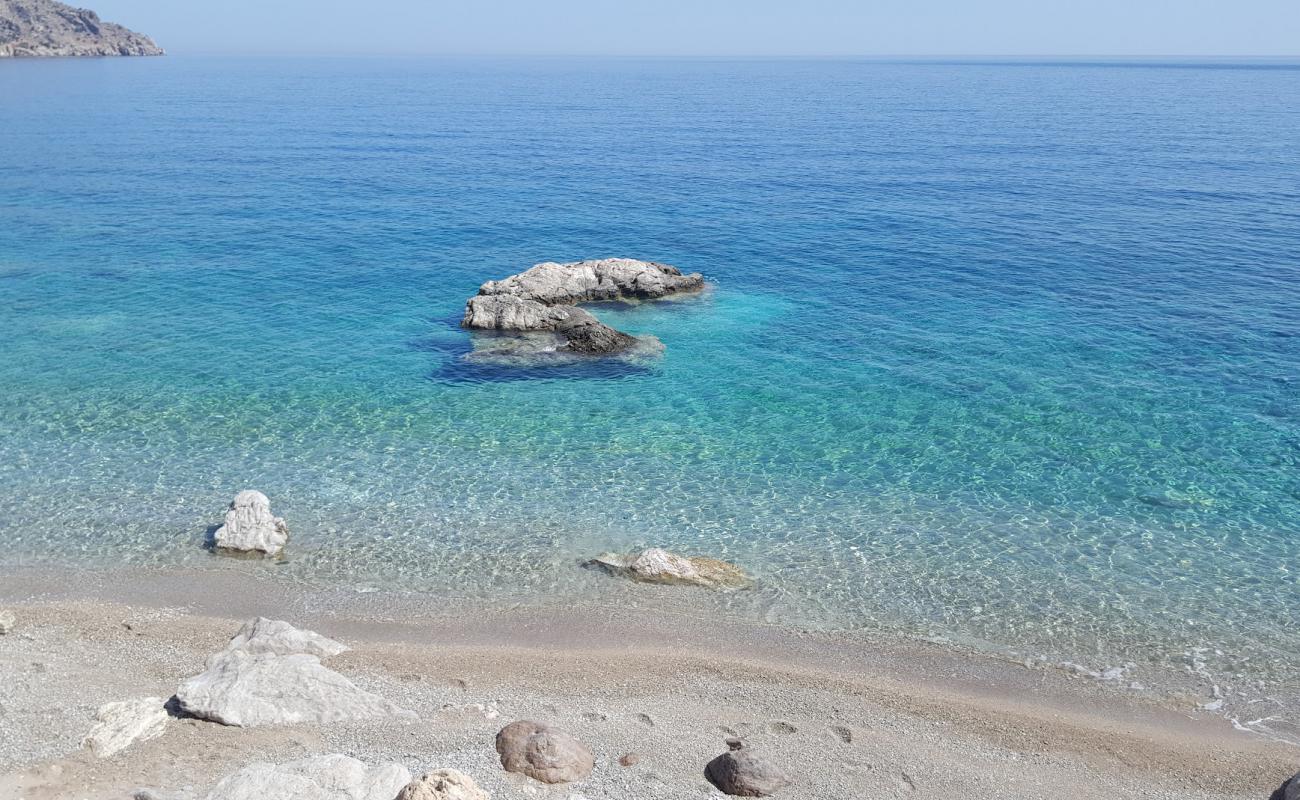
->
[0,0,162,57]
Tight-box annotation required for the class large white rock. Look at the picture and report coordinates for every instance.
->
[213,490,289,556]
[475,259,704,306]
[83,696,170,758]
[175,618,412,727]
[205,754,411,800]
[462,258,703,357]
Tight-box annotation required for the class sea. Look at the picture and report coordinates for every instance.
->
[1,55,1298,737]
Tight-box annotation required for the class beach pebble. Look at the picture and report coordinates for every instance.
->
[0,609,14,634]
[206,754,410,800]
[212,490,289,556]
[175,618,412,727]
[584,548,752,590]
[396,769,490,800]
[495,720,595,784]
[83,696,170,758]
[618,753,640,767]
[705,740,792,797]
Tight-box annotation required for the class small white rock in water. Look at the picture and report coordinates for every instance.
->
[396,769,491,800]
[212,490,289,556]
[495,720,595,784]
[584,548,752,590]
[175,618,413,727]
[205,754,410,800]
[83,696,169,758]
[0,609,15,634]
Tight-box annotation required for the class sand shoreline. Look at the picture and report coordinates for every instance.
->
[1,564,1295,799]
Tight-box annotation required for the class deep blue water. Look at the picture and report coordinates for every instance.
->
[2,56,1299,724]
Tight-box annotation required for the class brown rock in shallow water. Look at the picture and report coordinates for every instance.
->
[585,548,752,590]
[705,740,791,797]
[495,720,595,784]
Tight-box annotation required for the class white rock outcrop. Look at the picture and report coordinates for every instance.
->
[83,696,169,758]
[175,618,412,727]
[462,258,704,357]
[205,754,411,800]
[212,490,289,556]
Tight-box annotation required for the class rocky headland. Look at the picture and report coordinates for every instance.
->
[0,0,163,57]
[461,258,704,362]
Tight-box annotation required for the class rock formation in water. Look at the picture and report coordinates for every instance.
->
[212,490,289,557]
[462,258,704,358]
[584,548,753,590]
[0,0,163,57]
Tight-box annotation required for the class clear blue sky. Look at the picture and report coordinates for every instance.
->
[96,0,1300,57]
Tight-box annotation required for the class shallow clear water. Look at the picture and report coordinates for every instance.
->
[2,56,1299,723]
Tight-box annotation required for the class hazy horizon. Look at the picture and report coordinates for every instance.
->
[87,0,1300,58]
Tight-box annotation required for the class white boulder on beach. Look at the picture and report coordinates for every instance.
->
[175,617,413,727]
[204,754,411,800]
[82,696,170,758]
[212,490,289,556]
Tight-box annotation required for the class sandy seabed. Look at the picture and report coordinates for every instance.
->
[0,565,1295,800]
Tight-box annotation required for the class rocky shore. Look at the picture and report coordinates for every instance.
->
[1,566,1298,800]
[0,0,163,58]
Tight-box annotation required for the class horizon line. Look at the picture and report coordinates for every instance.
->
[150,51,1300,60]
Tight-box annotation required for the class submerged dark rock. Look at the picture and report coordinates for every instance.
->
[462,258,704,359]
[0,0,163,57]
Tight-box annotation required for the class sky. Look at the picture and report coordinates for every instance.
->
[94,0,1300,57]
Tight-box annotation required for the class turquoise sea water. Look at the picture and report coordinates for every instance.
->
[2,56,1299,726]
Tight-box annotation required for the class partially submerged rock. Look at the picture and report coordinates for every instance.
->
[495,720,595,784]
[212,490,289,557]
[205,754,410,800]
[175,618,412,727]
[585,548,752,590]
[396,769,490,800]
[462,258,704,358]
[705,740,791,797]
[83,696,169,758]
